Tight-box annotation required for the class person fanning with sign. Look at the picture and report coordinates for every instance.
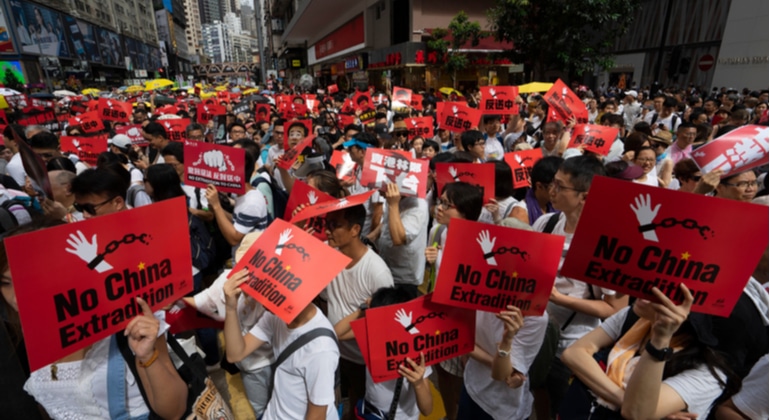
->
[560,285,736,420]
[423,182,483,420]
[532,156,628,418]
[223,268,340,420]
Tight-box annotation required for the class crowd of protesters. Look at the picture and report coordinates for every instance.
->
[0,79,767,420]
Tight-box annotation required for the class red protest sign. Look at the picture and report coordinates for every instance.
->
[410,94,424,111]
[435,162,495,203]
[437,102,481,133]
[184,141,246,194]
[330,150,356,183]
[114,124,148,147]
[359,148,429,198]
[231,218,351,323]
[276,134,315,170]
[392,87,412,105]
[544,79,588,124]
[160,118,191,142]
[479,86,519,115]
[691,125,769,178]
[68,111,105,134]
[254,104,271,121]
[337,114,355,130]
[19,110,59,132]
[283,119,313,151]
[290,191,376,224]
[358,294,476,383]
[433,218,563,315]
[560,177,769,317]
[5,197,193,371]
[284,181,336,241]
[166,304,224,334]
[568,124,618,156]
[327,84,339,94]
[98,98,132,122]
[504,149,543,189]
[196,103,226,125]
[405,116,434,140]
[354,91,376,123]
[60,136,109,165]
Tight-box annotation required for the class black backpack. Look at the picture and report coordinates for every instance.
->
[251,170,289,222]
[188,213,215,276]
[0,199,33,234]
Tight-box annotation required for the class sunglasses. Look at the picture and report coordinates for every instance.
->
[394,131,408,138]
[73,196,116,216]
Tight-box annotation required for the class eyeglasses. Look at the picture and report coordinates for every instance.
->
[474,140,486,146]
[230,129,245,134]
[188,134,205,141]
[636,158,656,163]
[549,181,585,193]
[73,196,116,216]
[437,198,456,209]
[394,131,408,138]
[722,180,758,189]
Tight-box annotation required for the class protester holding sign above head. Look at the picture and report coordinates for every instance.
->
[532,155,628,417]
[343,132,384,238]
[715,170,759,203]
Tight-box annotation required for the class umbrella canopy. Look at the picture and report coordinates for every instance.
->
[152,94,178,106]
[439,87,464,97]
[241,94,270,104]
[242,88,260,95]
[30,92,55,100]
[81,88,100,96]
[144,79,174,90]
[214,85,228,92]
[53,90,77,97]
[199,92,217,99]
[125,85,144,93]
[518,82,554,94]
[0,87,21,96]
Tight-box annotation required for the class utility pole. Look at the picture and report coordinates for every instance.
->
[254,0,267,85]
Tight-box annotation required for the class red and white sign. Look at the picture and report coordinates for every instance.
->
[480,86,519,115]
[327,84,339,94]
[254,104,271,121]
[290,191,376,224]
[161,118,191,142]
[354,91,376,124]
[114,124,148,147]
[433,218,563,315]
[436,102,482,133]
[568,124,619,156]
[60,135,109,165]
[330,150,356,183]
[410,94,424,111]
[435,162,495,203]
[98,98,132,123]
[197,103,226,125]
[544,79,588,124]
[691,125,769,178]
[68,111,105,134]
[6,197,193,371]
[354,294,476,383]
[231,218,351,323]
[284,181,336,241]
[337,114,355,130]
[698,54,715,72]
[277,134,315,170]
[560,177,769,317]
[504,149,543,189]
[360,148,429,198]
[392,86,413,106]
[405,117,434,140]
[184,141,246,195]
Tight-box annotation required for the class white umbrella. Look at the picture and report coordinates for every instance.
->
[0,87,21,96]
[53,89,77,97]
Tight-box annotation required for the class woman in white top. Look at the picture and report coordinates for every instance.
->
[633,147,660,187]
[478,160,528,225]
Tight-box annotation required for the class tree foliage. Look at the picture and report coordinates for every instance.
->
[487,0,641,80]
[3,68,23,91]
[427,11,482,88]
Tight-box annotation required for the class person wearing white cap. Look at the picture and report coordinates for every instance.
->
[109,134,144,186]
[622,90,641,132]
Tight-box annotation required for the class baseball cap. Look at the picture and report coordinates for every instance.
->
[624,90,638,99]
[109,134,132,149]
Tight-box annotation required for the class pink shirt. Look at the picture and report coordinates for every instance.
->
[669,142,692,164]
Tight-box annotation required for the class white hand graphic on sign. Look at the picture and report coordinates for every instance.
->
[477,230,498,266]
[65,230,113,273]
[448,166,459,181]
[275,229,293,255]
[630,194,661,242]
[394,308,419,334]
[307,191,318,204]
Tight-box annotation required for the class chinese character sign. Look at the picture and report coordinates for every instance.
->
[360,148,428,198]
[436,103,481,133]
[60,136,109,165]
[435,162,495,203]
[504,149,543,189]
[67,111,104,134]
[98,98,132,123]
[405,117,434,140]
[161,118,191,142]
[196,103,226,125]
[544,79,588,124]
[692,125,769,177]
[568,124,618,156]
[479,86,519,115]
[184,141,246,195]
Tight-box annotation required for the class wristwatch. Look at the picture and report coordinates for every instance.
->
[645,340,673,362]
[497,345,511,358]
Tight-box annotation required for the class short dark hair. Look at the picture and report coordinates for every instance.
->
[343,123,361,133]
[286,121,309,137]
[142,121,168,138]
[442,182,483,221]
[374,112,387,120]
[71,168,130,200]
[352,132,378,149]
[273,118,286,127]
[530,156,563,186]
[306,170,347,198]
[460,130,484,151]
[329,204,366,233]
[422,139,440,154]
[483,115,501,124]
[370,285,419,308]
[47,156,77,173]
[232,139,261,161]
[493,160,515,198]
[29,132,59,150]
[558,155,606,192]
[678,122,696,130]
[185,122,205,136]
[600,113,624,128]
[161,142,184,163]
[228,122,246,133]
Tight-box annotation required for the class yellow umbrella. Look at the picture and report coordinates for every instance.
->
[125,85,144,93]
[439,87,463,97]
[242,88,259,95]
[82,88,100,96]
[517,82,553,94]
[214,85,228,92]
[144,79,174,90]
[200,92,217,99]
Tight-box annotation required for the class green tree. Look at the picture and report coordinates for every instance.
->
[488,0,641,81]
[3,68,23,91]
[427,11,482,88]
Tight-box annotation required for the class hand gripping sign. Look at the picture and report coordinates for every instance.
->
[544,79,588,124]
[284,180,336,241]
[432,218,564,316]
[691,125,769,178]
[435,162,496,203]
[184,141,246,194]
[568,124,618,156]
[560,177,769,317]
[277,133,315,171]
[352,294,476,383]
[504,149,543,189]
[479,86,520,115]
[360,148,428,198]
[61,135,109,165]
[5,197,193,371]
[230,218,351,324]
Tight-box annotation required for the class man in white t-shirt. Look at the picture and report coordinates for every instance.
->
[343,132,384,238]
[223,270,339,420]
[532,155,628,417]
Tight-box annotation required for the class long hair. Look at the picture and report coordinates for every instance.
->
[146,164,185,201]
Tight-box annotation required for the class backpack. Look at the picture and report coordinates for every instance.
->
[126,183,146,208]
[0,198,33,234]
[188,213,215,274]
[251,170,289,222]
